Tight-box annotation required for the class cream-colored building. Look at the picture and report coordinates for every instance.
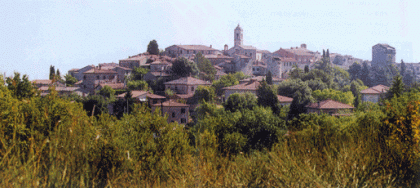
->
[360,85,389,103]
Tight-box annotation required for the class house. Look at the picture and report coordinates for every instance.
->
[360,85,389,103]
[252,61,267,76]
[277,95,293,106]
[214,65,227,80]
[164,76,211,95]
[143,71,171,82]
[147,93,166,106]
[165,45,219,58]
[68,65,95,81]
[117,90,148,102]
[96,83,126,91]
[114,66,132,82]
[239,76,284,85]
[150,60,172,72]
[152,100,189,125]
[306,99,354,116]
[273,44,319,69]
[31,79,55,88]
[205,54,234,65]
[119,54,149,69]
[223,79,260,100]
[81,68,118,91]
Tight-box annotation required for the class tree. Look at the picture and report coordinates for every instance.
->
[266,71,273,85]
[223,92,257,112]
[212,74,239,96]
[314,50,332,74]
[289,65,304,79]
[360,62,371,86]
[99,85,116,99]
[348,62,362,81]
[400,59,406,77]
[312,89,354,105]
[49,65,55,80]
[304,65,310,73]
[147,40,159,55]
[279,79,313,119]
[131,67,149,80]
[257,80,280,114]
[171,57,199,78]
[386,75,405,99]
[65,74,78,86]
[127,80,148,91]
[6,72,35,99]
[332,67,350,88]
[192,85,215,103]
[195,52,216,81]
[56,69,61,79]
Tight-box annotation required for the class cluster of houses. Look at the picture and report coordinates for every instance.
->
[29,25,392,125]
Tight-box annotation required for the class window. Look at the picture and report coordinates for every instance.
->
[191,87,194,92]
[250,53,252,56]
[252,68,255,71]
[103,76,106,79]
[257,68,260,71]
[181,108,186,114]
[181,118,186,123]
[172,112,176,118]
[83,75,86,80]
[96,75,99,79]
[153,99,157,104]
[194,50,196,53]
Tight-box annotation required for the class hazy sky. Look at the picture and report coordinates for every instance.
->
[1,0,419,80]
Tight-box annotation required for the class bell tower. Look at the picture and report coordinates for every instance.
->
[234,24,243,47]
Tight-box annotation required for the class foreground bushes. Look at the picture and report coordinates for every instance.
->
[0,84,420,187]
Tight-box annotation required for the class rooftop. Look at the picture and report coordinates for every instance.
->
[152,100,189,107]
[360,85,389,94]
[169,45,219,51]
[306,99,354,109]
[117,90,147,99]
[223,80,260,91]
[98,83,125,90]
[277,95,293,103]
[164,76,211,85]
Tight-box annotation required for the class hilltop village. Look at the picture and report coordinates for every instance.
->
[27,24,419,125]
[3,25,420,187]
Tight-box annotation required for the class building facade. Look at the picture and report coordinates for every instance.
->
[371,43,396,67]
[165,45,219,58]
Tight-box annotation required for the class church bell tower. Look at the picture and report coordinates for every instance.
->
[234,24,243,47]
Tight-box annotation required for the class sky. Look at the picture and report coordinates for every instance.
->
[1,0,420,80]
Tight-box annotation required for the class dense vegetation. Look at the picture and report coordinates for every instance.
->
[1,71,420,187]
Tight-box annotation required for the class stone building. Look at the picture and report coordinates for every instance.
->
[223,79,260,100]
[164,76,211,95]
[360,85,389,103]
[114,66,132,82]
[273,44,318,68]
[204,54,233,65]
[68,65,95,81]
[306,99,354,116]
[165,45,219,58]
[119,54,149,69]
[152,100,189,125]
[81,68,118,91]
[371,43,396,67]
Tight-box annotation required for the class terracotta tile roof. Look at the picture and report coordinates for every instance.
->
[152,100,189,107]
[68,68,80,72]
[115,66,132,71]
[277,95,293,103]
[274,47,315,56]
[173,45,219,51]
[147,93,166,99]
[236,54,251,59]
[278,57,297,62]
[164,76,211,86]
[148,71,171,77]
[150,60,172,65]
[120,55,148,61]
[204,54,233,59]
[305,99,354,109]
[223,80,260,91]
[38,86,79,92]
[257,49,271,53]
[239,45,257,50]
[360,85,389,94]
[84,69,117,74]
[240,76,284,83]
[32,79,53,85]
[117,90,147,98]
[99,83,125,90]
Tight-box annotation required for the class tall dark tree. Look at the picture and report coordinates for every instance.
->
[400,59,406,77]
[266,71,273,85]
[304,65,310,73]
[360,62,371,86]
[326,49,330,58]
[386,75,405,99]
[348,62,362,81]
[49,65,55,80]
[147,40,159,55]
[257,80,280,114]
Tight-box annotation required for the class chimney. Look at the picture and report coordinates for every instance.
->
[210,45,212,48]
[301,44,307,49]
